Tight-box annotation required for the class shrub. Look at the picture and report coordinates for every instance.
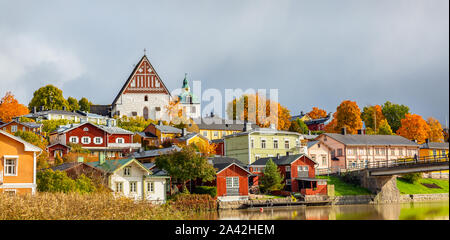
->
[170,193,217,211]
[193,186,217,198]
[341,172,360,185]
[402,173,422,184]
[37,169,96,194]
[269,190,291,196]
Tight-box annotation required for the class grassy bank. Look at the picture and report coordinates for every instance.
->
[397,178,449,194]
[316,176,372,196]
[0,192,215,220]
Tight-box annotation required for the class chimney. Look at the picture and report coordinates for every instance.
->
[243,121,252,132]
[277,153,280,159]
[300,111,304,116]
[33,106,37,114]
[341,127,347,135]
[158,120,163,126]
[425,139,430,144]
[182,128,186,137]
[357,129,363,135]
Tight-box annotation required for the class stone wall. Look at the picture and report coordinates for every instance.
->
[331,195,376,205]
[218,197,293,210]
[399,193,449,203]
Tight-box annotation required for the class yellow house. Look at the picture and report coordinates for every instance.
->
[0,130,42,195]
[141,121,182,146]
[174,132,210,146]
[195,114,257,141]
[419,141,449,177]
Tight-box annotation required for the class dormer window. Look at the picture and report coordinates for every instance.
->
[83,127,89,131]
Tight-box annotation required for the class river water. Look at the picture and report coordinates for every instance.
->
[196,201,449,220]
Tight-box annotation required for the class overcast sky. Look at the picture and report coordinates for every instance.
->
[0,0,448,125]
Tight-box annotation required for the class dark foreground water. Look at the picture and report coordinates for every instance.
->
[196,201,449,220]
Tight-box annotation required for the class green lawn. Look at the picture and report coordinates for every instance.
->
[317,176,372,196]
[397,178,449,194]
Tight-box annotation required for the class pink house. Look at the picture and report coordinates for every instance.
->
[316,132,420,171]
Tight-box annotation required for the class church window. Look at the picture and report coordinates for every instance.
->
[144,95,148,101]
[132,112,137,116]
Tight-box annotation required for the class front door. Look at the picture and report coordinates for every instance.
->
[226,177,239,196]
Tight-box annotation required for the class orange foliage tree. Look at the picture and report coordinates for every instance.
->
[324,100,363,134]
[427,117,444,143]
[308,107,327,119]
[396,114,431,144]
[361,105,385,132]
[0,92,29,122]
[226,94,291,130]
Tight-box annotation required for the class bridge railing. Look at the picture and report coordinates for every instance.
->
[316,154,449,175]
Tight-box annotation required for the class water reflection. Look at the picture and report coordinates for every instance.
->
[199,201,449,220]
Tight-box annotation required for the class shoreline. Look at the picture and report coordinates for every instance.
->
[217,193,449,210]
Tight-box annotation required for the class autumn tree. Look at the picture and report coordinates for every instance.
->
[29,85,69,111]
[427,117,444,143]
[308,107,327,119]
[0,92,29,122]
[382,101,410,133]
[396,114,431,144]
[155,145,216,192]
[361,105,385,132]
[67,97,80,111]
[78,97,91,112]
[324,100,363,134]
[289,118,309,134]
[226,94,291,130]
[377,119,394,135]
[14,130,49,169]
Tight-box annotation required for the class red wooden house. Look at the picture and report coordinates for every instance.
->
[48,122,140,160]
[249,154,327,195]
[211,139,224,156]
[208,157,252,201]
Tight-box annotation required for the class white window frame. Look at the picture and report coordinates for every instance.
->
[83,127,89,131]
[116,138,125,144]
[115,182,123,193]
[3,156,18,176]
[147,182,155,193]
[123,166,131,176]
[69,136,79,144]
[81,136,91,144]
[94,137,103,144]
[11,125,17,133]
[261,139,266,149]
[285,140,290,149]
[226,177,239,188]
[213,131,219,137]
[273,139,279,149]
[129,181,137,193]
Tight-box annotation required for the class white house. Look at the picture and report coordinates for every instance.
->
[87,157,169,203]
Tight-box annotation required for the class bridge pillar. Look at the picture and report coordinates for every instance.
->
[360,170,400,203]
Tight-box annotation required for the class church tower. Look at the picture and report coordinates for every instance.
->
[177,74,200,119]
[111,54,171,121]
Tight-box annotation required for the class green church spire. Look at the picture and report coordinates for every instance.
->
[182,73,189,90]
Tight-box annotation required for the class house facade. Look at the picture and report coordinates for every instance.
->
[316,132,421,170]
[141,122,182,146]
[419,140,449,158]
[111,55,171,121]
[87,158,169,202]
[224,124,307,165]
[307,140,332,170]
[0,130,41,195]
[249,154,327,195]
[195,114,256,141]
[0,120,42,135]
[49,122,140,159]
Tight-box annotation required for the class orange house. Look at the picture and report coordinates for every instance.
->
[0,130,42,195]
[0,119,42,135]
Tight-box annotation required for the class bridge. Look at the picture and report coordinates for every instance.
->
[317,155,449,203]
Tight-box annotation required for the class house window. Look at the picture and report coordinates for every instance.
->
[22,127,26,131]
[433,149,437,156]
[4,157,18,176]
[213,131,218,137]
[375,148,380,155]
[286,166,291,172]
[81,136,91,144]
[202,131,207,137]
[69,136,79,143]
[399,148,403,156]
[11,125,17,133]
[321,155,327,165]
[83,127,89,131]
[226,177,239,188]
[311,154,316,162]
[147,182,154,193]
[94,137,103,144]
[337,149,343,156]
[285,140,290,149]
[124,166,131,176]
[359,148,365,155]
[115,182,123,193]
[261,139,266,149]
[116,138,124,144]
[255,155,260,160]
[331,150,336,158]
[273,139,278,149]
[4,189,16,196]
[130,182,137,193]
[391,149,395,156]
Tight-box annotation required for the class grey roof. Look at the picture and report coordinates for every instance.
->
[250,154,316,166]
[193,116,257,131]
[224,127,303,138]
[142,163,169,177]
[154,124,182,134]
[176,132,198,142]
[49,162,99,172]
[84,105,111,117]
[0,120,42,129]
[136,131,158,138]
[323,133,420,147]
[142,162,155,169]
[208,156,250,173]
[23,110,84,119]
[131,146,182,159]
[303,134,319,140]
[420,142,449,150]
[307,140,319,148]
[211,138,224,144]
[52,122,132,135]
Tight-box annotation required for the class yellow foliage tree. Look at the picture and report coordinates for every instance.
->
[308,107,327,119]
[324,100,363,134]
[396,114,431,144]
[427,117,444,143]
[0,92,29,122]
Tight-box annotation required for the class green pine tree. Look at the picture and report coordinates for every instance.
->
[259,159,285,193]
